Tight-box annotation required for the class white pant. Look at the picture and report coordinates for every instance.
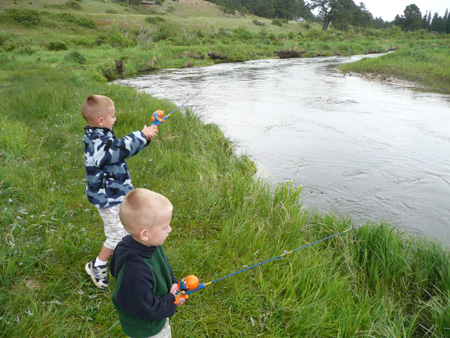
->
[98,204,128,250]
[129,319,171,338]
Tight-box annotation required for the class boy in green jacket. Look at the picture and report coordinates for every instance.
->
[110,188,186,338]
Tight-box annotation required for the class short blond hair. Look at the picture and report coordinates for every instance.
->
[81,95,114,125]
[120,188,173,235]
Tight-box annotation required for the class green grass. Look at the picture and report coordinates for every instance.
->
[1,0,450,337]
[339,44,450,92]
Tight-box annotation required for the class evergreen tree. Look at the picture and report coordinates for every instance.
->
[254,0,275,17]
[351,2,373,28]
[274,0,300,19]
[422,10,430,30]
[445,9,450,33]
[394,4,422,31]
[430,12,446,33]
[204,0,312,19]
[403,4,423,31]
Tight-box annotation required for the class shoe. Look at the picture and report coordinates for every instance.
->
[85,259,109,289]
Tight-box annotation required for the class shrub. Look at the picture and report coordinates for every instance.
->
[107,33,135,48]
[233,26,253,40]
[145,16,166,25]
[72,37,92,46]
[253,19,265,27]
[6,9,41,27]
[272,18,283,27]
[153,22,178,42]
[98,62,117,81]
[1,40,16,52]
[64,51,86,64]
[0,34,10,47]
[76,18,96,29]
[66,1,82,10]
[18,46,37,55]
[47,40,68,51]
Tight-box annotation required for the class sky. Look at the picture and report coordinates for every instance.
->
[359,0,450,21]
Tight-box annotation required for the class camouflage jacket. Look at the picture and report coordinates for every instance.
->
[83,126,150,208]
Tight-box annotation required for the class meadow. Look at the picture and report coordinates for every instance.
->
[1,0,449,337]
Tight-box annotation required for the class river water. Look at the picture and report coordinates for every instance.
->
[115,55,450,247]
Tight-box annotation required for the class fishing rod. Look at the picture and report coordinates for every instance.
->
[174,227,352,304]
[151,74,223,126]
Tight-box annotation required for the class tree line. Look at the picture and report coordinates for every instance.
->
[393,4,450,33]
[202,0,450,32]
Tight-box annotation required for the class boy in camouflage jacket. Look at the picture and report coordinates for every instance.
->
[82,94,158,289]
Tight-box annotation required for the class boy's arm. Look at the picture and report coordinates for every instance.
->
[115,259,177,320]
[168,262,178,285]
[93,130,153,167]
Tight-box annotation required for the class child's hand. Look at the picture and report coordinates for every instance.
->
[171,283,186,306]
[142,125,158,140]
[170,283,178,296]
[175,296,186,306]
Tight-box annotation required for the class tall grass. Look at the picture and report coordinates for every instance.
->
[339,45,450,92]
[1,68,449,337]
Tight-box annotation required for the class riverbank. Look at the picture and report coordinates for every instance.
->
[339,45,450,93]
[1,1,449,336]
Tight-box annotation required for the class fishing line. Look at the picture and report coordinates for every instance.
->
[177,228,352,299]
[151,73,224,126]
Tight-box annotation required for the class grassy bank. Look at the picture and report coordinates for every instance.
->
[1,0,450,337]
[339,45,450,93]
[1,0,449,86]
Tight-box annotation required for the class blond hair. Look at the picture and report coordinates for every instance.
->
[81,95,114,125]
[119,188,173,235]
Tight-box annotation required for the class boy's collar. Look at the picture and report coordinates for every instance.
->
[84,126,113,133]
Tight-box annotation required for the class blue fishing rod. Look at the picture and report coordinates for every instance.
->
[151,74,223,126]
[174,228,352,304]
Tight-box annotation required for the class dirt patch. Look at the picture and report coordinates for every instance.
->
[346,72,418,88]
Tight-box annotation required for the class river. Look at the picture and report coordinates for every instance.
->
[115,54,450,248]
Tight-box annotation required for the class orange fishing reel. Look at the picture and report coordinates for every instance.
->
[151,110,167,126]
[174,275,199,305]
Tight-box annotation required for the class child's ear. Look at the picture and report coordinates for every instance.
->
[97,116,104,127]
[139,228,149,241]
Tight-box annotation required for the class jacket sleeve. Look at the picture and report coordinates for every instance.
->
[169,263,178,285]
[115,258,177,320]
[92,131,149,168]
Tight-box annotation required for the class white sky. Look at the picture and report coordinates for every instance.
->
[359,0,449,21]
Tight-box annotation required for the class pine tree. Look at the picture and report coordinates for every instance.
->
[445,9,450,34]
[430,12,446,33]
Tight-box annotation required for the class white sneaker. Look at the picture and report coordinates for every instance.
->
[85,259,109,289]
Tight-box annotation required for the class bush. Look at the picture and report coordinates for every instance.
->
[72,37,92,46]
[98,62,117,81]
[18,46,37,55]
[233,26,253,40]
[107,33,135,48]
[6,9,41,27]
[145,16,166,25]
[253,19,265,26]
[47,40,68,51]
[153,22,178,42]
[272,18,283,27]
[0,34,10,47]
[66,1,82,10]
[64,51,86,64]
[76,18,96,29]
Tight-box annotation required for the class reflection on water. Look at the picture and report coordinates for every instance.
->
[115,55,450,247]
